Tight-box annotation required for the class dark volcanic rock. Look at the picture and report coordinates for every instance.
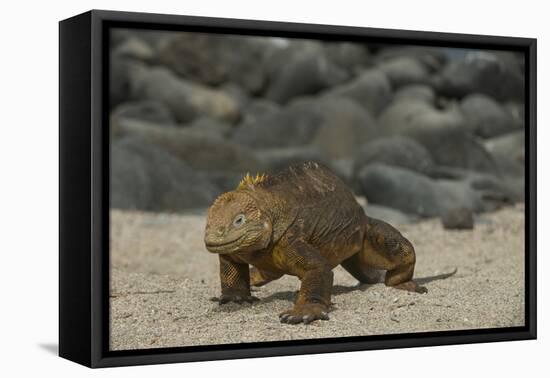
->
[311,97,379,159]
[110,118,174,140]
[234,96,378,157]
[375,46,447,72]
[484,131,525,200]
[432,50,524,101]
[484,131,525,178]
[437,167,515,207]
[186,117,233,139]
[411,127,499,174]
[112,37,154,62]
[130,67,241,123]
[255,146,328,174]
[328,159,355,185]
[220,83,251,109]
[378,98,466,135]
[364,204,416,225]
[114,119,262,173]
[352,136,434,178]
[441,207,474,230]
[264,40,349,103]
[357,164,444,217]
[460,93,522,138]
[378,56,431,88]
[393,84,436,104]
[111,28,174,51]
[157,33,269,94]
[504,101,525,127]
[326,69,392,116]
[109,55,147,108]
[111,137,219,212]
[197,171,245,194]
[240,99,281,126]
[323,42,371,74]
[356,163,510,217]
[378,99,498,174]
[232,97,323,148]
[111,100,176,126]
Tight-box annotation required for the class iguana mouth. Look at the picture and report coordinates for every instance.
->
[205,233,247,253]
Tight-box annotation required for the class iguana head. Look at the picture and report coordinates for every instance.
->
[204,189,272,255]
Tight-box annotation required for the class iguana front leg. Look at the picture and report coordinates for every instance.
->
[276,239,333,324]
[215,255,258,304]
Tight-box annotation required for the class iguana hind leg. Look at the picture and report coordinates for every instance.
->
[340,253,383,284]
[250,266,283,287]
[361,217,427,294]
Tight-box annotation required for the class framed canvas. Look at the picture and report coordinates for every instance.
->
[59,9,536,368]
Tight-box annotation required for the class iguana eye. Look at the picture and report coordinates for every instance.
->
[233,214,246,227]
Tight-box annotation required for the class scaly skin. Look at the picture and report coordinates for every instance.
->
[204,162,426,325]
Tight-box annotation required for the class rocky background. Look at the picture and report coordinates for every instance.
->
[110,28,525,227]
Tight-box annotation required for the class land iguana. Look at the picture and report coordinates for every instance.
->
[204,162,428,324]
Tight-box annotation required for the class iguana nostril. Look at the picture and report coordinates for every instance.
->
[216,227,225,236]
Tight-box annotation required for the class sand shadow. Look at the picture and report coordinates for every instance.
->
[257,283,372,305]
[254,268,458,305]
[38,343,58,355]
[332,268,458,292]
[415,268,458,285]
[332,283,372,295]
[216,268,458,309]
[256,290,297,304]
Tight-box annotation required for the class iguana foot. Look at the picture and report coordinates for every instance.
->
[392,280,427,294]
[279,303,330,324]
[210,294,259,304]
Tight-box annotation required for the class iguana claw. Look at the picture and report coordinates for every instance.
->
[279,303,330,324]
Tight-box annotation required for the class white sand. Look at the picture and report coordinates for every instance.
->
[109,204,525,350]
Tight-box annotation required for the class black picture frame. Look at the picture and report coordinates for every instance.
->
[59,9,537,368]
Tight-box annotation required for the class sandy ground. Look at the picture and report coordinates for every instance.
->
[109,204,525,351]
